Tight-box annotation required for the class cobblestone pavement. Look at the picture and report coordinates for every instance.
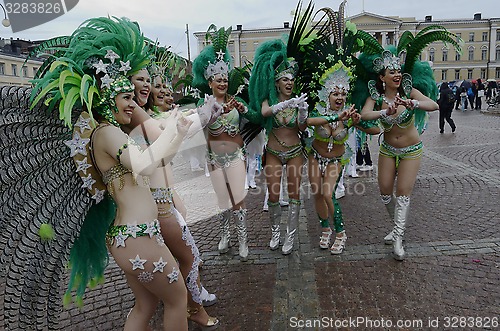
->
[1,110,499,330]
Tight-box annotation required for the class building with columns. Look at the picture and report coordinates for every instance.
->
[194,12,500,83]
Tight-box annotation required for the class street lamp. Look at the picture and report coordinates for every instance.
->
[1,3,10,27]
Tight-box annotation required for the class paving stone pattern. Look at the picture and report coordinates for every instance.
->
[1,110,499,330]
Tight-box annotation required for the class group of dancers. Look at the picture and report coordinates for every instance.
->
[0,1,461,330]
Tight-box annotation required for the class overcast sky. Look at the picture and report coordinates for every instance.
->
[1,0,498,59]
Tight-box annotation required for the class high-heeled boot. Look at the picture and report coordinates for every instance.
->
[282,200,300,255]
[381,194,396,244]
[217,209,231,253]
[233,208,249,261]
[268,201,281,250]
[393,195,410,261]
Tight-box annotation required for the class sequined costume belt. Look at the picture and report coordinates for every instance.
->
[207,146,246,168]
[309,145,343,176]
[106,219,164,247]
[150,187,175,218]
[379,140,423,168]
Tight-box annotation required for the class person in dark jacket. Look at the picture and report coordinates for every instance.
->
[438,82,457,133]
[475,79,485,109]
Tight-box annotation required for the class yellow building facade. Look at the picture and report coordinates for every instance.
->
[194,12,500,83]
[0,52,42,86]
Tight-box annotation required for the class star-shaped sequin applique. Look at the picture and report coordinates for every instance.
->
[129,255,147,270]
[100,74,114,89]
[138,271,154,283]
[75,157,92,174]
[144,221,158,238]
[105,49,120,63]
[91,188,106,203]
[326,53,336,63]
[81,174,96,190]
[115,230,127,248]
[152,257,167,273]
[64,132,89,157]
[125,224,142,238]
[216,50,225,60]
[167,267,179,283]
[93,59,109,75]
[74,115,92,134]
[119,60,131,73]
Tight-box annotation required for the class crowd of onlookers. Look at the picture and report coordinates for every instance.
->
[445,79,499,111]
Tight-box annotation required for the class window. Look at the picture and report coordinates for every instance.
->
[496,46,500,60]
[253,41,259,50]
[496,67,500,79]
[468,32,474,42]
[11,64,18,76]
[33,67,38,76]
[241,42,247,52]
[480,68,486,80]
[22,66,28,77]
[456,32,461,41]
[442,49,448,62]
[228,41,234,53]
[467,69,473,80]
[429,48,435,62]
[468,47,474,61]
[455,51,461,61]
[441,70,447,81]
[482,32,488,42]
[481,46,488,61]
[497,30,500,41]
[455,69,460,80]
[0,62,5,75]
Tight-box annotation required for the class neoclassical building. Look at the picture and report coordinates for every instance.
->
[194,12,500,83]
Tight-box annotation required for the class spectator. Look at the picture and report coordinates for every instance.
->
[475,79,485,110]
[437,82,456,133]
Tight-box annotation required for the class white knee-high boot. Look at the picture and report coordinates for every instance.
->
[233,208,249,261]
[268,202,281,250]
[282,200,300,255]
[381,194,396,244]
[217,209,232,253]
[393,196,410,261]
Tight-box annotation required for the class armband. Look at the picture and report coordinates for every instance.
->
[116,143,128,163]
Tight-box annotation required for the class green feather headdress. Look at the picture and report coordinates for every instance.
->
[29,16,153,127]
[192,25,233,95]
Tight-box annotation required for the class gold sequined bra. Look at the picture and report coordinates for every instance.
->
[102,163,136,195]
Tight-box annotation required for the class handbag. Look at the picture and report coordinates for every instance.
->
[478,90,485,97]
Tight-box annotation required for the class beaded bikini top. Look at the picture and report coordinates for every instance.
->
[379,107,414,132]
[208,108,240,137]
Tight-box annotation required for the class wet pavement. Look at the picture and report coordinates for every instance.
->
[1,109,499,330]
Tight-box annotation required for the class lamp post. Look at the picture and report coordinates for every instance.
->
[1,3,11,27]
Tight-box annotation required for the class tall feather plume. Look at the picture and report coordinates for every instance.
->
[338,0,347,44]
[401,25,461,74]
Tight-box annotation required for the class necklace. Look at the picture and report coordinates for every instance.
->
[382,94,395,106]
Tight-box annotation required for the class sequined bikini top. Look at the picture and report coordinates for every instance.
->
[379,107,414,132]
[273,107,298,129]
[101,163,137,196]
[208,108,240,137]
